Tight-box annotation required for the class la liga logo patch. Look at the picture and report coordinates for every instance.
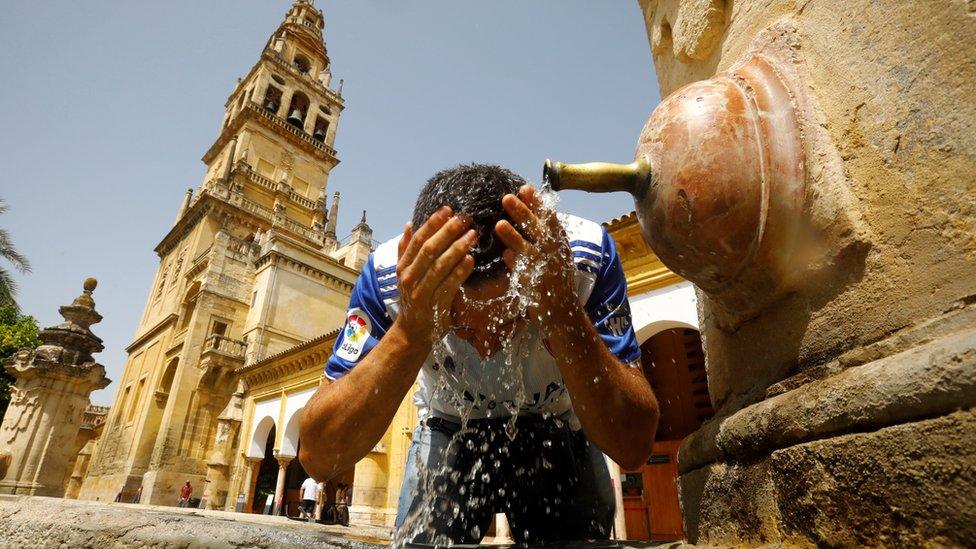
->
[336,308,371,361]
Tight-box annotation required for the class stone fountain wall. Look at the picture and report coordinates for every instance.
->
[636,1,976,546]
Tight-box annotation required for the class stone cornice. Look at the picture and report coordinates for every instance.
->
[253,248,356,293]
[155,194,216,258]
[604,210,684,295]
[5,358,110,390]
[236,329,338,389]
[125,313,178,353]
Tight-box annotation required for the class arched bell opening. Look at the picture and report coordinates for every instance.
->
[312,116,329,142]
[263,85,283,114]
[293,53,311,75]
[286,91,310,129]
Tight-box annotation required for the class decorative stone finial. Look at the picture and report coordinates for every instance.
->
[71,277,98,311]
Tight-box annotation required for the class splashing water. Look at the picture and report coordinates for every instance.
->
[394,183,569,547]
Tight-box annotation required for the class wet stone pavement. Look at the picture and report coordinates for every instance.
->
[0,495,687,548]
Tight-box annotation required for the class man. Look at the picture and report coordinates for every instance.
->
[300,476,318,521]
[300,164,659,544]
[335,483,350,527]
[177,481,192,508]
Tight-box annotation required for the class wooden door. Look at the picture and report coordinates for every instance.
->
[642,439,683,540]
[619,328,714,541]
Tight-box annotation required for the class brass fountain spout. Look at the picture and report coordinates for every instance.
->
[545,52,808,312]
[544,156,653,197]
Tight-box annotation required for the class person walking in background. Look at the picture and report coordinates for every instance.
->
[300,476,319,521]
[177,481,193,507]
[335,483,350,526]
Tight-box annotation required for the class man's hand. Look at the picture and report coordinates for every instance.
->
[495,185,577,324]
[496,185,659,469]
[396,206,477,344]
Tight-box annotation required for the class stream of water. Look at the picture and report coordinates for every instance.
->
[392,184,592,547]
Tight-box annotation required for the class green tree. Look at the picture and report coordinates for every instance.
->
[0,199,31,311]
[0,304,41,417]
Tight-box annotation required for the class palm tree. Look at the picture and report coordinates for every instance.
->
[0,199,31,311]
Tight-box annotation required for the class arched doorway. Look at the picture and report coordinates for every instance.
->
[250,424,312,517]
[276,407,355,520]
[623,327,714,541]
[252,424,278,514]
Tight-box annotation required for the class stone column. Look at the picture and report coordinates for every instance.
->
[0,278,111,497]
[604,456,627,539]
[251,70,270,107]
[314,481,325,521]
[272,454,293,516]
[277,88,294,119]
[304,101,319,134]
[244,456,264,513]
[242,457,262,513]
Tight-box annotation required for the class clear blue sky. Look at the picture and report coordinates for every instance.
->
[0,1,660,405]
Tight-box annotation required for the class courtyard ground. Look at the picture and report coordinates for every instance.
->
[0,495,689,548]
[0,495,389,548]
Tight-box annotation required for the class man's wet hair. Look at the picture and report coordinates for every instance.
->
[412,163,525,284]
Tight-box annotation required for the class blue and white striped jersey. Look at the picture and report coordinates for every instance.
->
[325,213,640,424]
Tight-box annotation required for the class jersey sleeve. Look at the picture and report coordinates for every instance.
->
[582,228,642,364]
[324,254,394,380]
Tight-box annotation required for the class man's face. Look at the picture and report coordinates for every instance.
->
[450,273,520,331]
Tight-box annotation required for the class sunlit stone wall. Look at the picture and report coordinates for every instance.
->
[636,1,976,545]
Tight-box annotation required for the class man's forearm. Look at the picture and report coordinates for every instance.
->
[299,322,430,480]
[545,302,659,469]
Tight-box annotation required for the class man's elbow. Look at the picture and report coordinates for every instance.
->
[297,446,322,480]
[615,435,655,471]
[616,402,660,470]
[298,414,332,481]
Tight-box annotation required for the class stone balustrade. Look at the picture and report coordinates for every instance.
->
[235,163,319,211]
[203,334,247,361]
[247,104,337,159]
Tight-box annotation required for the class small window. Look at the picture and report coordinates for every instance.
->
[118,385,132,423]
[621,473,643,497]
[128,378,146,422]
[271,74,286,86]
[211,321,228,337]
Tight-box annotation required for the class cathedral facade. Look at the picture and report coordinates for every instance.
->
[77,0,397,512]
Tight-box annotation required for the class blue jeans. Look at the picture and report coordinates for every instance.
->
[393,415,615,545]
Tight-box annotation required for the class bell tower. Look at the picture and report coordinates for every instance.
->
[79,0,372,506]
